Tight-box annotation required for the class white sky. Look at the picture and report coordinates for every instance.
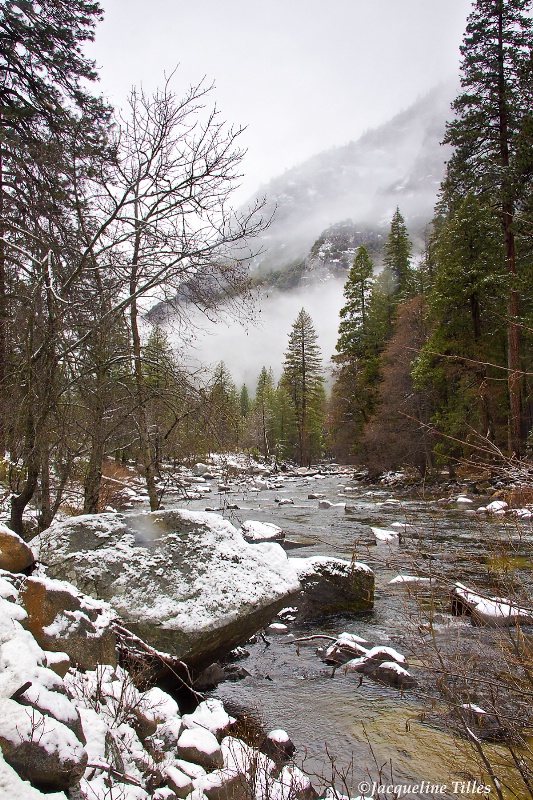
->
[88,0,472,204]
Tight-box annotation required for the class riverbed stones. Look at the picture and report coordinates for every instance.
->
[0,524,35,573]
[289,556,374,618]
[31,510,301,669]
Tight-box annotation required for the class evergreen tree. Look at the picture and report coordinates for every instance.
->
[335,245,374,360]
[441,0,533,454]
[239,384,251,419]
[253,367,276,458]
[207,362,240,451]
[281,309,325,465]
[382,208,414,297]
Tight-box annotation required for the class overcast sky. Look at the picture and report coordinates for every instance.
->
[89,0,473,203]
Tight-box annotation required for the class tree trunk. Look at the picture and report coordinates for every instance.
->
[497,7,522,455]
[130,296,159,511]
[84,429,106,514]
[0,150,6,456]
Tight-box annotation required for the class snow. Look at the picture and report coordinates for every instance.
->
[0,697,85,762]
[178,727,221,756]
[454,583,533,625]
[371,526,398,541]
[365,645,406,664]
[268,729,291,743]
[182,699,234,736]
[140,686,179,724]
[336,632,368,646]
[377,660,412,677]
[290,555,372,578]
[388,575,431,585]
[456,496,473,504]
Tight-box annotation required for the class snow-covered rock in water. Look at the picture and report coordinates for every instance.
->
[388,575,432,586]
[193,463,210,476]
[0,523,35,573]
[31,511,301,668]
[516,508,533,519]
[452,583,533,626]
[240,520,284,543]
[178,727,224,770]
[486,500,508,513]
[20,575,117,670]
[263,729,296,762]
[324,632,369,664]
[371,661,417,689]
[289,556,373,618]
[456,495,473,505]
[371,526,398,542]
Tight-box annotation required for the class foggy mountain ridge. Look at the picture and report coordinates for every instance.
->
[152,84,456,389]
[249,82,454,279]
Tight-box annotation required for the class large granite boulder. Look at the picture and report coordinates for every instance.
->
[289,556,374,618]
[0,524,35,573]
[19,575,117,670]
[31,511,301,669]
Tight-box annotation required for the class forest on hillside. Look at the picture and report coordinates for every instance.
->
[2,0,533,537]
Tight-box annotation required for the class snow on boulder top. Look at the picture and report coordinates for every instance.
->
[32,510,301,667]
[268,729,291,743]
[182,699,234,735]
[290,555,372,579]
[240,521,284,543]
[388,575,431,585]
[456,496,473,504]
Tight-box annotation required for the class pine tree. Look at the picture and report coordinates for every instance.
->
[335,245,374,361]
[239,384,251,419]
[281,309,325,465]
[382,208,414,297]
[441,0,533,454]
[253,367,275,458]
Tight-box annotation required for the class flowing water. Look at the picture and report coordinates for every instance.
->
[168,470,533,795]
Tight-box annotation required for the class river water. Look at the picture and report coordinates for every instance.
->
[167,469,533,795]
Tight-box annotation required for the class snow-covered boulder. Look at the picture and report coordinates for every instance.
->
[31,511,301,668]
[182,699,234,739]
[0,698,87,791]
[0,523,35,573]
[452,583,533,627]
[177,727,224,770]
[289,556,374,618]
[240,520,284,544]
[20,575,117,670]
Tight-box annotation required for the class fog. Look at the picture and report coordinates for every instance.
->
[168,279,347,393]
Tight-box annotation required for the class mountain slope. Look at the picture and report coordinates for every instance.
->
[250,83,454,273]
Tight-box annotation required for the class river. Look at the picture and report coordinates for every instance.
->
[165,468,533,795]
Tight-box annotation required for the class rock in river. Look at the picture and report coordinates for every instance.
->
[30,511,301,669]
[289,556,374,618]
